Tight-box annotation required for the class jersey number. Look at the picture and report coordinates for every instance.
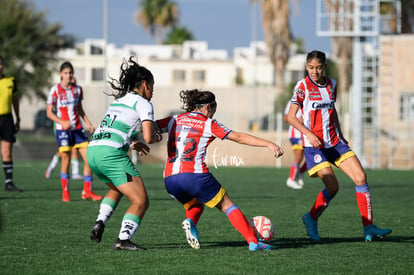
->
[100,114,117,128]
[169,137,196,163]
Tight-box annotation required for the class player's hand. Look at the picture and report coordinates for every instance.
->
[88,124,95,135]
[270,144,284,158]
[132,141,150,156]
[307,133,322,148]
[153,131,162,143]
[61,120,71,130]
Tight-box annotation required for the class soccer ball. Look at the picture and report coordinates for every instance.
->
[249,216,275,241]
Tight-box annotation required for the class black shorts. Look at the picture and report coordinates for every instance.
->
[0,114,16,143]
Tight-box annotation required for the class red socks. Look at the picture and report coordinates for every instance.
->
[226,205,257,244]
[186,205,204,224]
[310,189,333,219]
[355,184,373,226]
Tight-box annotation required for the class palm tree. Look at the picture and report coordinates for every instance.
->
[252,0,292,93]
[135,0,179,44]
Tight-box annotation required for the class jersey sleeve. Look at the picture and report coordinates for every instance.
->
[155,116,173,133]
[211,119,232,140]
[47,86,57,106]
[291,80,305,107]
[138,101,155,122]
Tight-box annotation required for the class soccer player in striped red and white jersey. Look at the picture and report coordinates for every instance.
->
[46,61,101,202]
[156,89,284,251]
[283,101,306,189]
[287,50,391,242]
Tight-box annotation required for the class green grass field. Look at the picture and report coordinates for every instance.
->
[1,161,413,274]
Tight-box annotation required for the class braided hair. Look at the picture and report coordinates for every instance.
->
[107,56,154,99]
[179,89,216,112]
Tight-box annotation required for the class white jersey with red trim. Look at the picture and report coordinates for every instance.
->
[284,101,303,139]
[290,76,340,148]
[47,83,83,130]
[157,112,232,177]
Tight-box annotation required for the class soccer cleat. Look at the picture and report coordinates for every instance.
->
[249,241,275,251]
[363,224,392,242]
[90,220,105,243]
[4,183,23,192]
[296,173,305,187]
[82,191,103,201]
[112,238,147,251]
[71,174,83,180]
[45,167,53,179]
[62,190,70,202]
[302,212,320,241]
[182,218,200,249]
[286,178,303,189]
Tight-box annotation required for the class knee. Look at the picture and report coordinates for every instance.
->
[354,171,367,186]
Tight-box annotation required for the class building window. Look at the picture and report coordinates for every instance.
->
[92,68,104,81]
[193,70,205,83]
[90,45,103,55]
[400,93,414,121]
[173,70,186,83]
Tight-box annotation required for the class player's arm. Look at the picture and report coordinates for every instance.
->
[141,120,162,144]
[226,131,283,158]
[12,89,20,133]
[77,101,94,134]
[286,103,321,148]
[46,104,71,130]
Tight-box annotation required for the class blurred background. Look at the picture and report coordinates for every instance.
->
[1,0,413,169]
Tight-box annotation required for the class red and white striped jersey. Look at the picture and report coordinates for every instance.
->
[47,83,83,130]
[156,112,232,177]
[291,76,340,148]
[284,101,303,139]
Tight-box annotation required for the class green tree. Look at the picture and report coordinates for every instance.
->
[163,26,194,45]
[135,0,179,44]
[0,0,74,100]
[252,0,292,93]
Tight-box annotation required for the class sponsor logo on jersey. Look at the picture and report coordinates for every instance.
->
[311,101,335,109]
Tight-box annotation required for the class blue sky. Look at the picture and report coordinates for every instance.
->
[30,0,331,55]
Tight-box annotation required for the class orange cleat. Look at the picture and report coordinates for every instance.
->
[82,191,103,201]
[62,191,70,202]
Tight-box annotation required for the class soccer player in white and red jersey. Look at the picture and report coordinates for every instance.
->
[156,89,284,251]
[283,101,306,189]
[46,61,102,202]
[287,50,391,242]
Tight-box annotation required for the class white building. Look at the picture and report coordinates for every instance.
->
[23,39,306,132]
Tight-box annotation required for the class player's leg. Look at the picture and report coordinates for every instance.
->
[78,146,102,201]
[1,115,22,192]
[215,193,273,250]
[91,185,122,243]
[301,166,338,241]
[338,155,392,241]
[164,174,203,249]
[113,175,149,250]
[59,150,71,202]
[45,152,61,179]
[286,143,303,189]
[181,201,203,250]
[70,148,82,179]
[2,140,21,192]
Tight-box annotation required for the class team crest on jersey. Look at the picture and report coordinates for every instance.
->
[295,88,305,99]
[328,85,335,100]
[314,154,322,163]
